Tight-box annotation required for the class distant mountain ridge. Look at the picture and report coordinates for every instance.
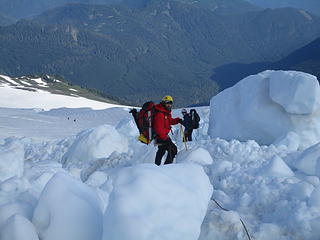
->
[1,1,320,106]
[0,12,15,26]
[0,0,111,19]
[211,38,320,90]
[245,0,320,16]
[0,0,260,19]
[122,0,260,14]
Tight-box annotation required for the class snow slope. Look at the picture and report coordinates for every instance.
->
[0,107,130,140]
[1,70,320,240]
[0,74,122,110]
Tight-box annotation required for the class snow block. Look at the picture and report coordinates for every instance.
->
[0,202,33,230]
[261,155,294,178]
[62,124,128,168]
[32,173,103,240]
[293,143,320,176]
[208,70,320,149]
[269,71,320,114]
[254,224,284,240]
[0,214,39,240]
[309,187,320,207]
[0,138,24,181]
[177,147,213,166]
[273,131,300,152]
[116,118,139,138]
[102,163,213,240]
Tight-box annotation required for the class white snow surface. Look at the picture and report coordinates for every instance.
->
[32,173,103,240]
[208,70,320,150]
[0,74,18,85]
[177,147,213,166]
[31,78,48,87]
[0,202,34,229]
[0,214,39,240]
[103,163,212,240]
[269,71,320,114]
[260,155,294,178]
[1,70,320,240]
[0,75,122,110]
[0,138,24,181]
[292,143,320,176]
[62,124,128,168]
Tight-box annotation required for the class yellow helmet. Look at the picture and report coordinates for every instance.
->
[161,95,173,103]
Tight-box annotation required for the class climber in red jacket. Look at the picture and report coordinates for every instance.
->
[153,95,182,166]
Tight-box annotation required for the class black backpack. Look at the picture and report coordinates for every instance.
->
[190,109,200,129]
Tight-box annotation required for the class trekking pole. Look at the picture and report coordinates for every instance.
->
[180,125,188,151]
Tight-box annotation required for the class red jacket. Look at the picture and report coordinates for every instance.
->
[153,104,180,140]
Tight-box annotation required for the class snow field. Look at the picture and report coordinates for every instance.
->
[0,75,123,110]
[0,121,214,240]
[0,70,320,239]
[1,107,319,240]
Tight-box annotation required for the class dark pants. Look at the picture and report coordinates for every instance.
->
[183,129,193,141]
[155,139,177,166]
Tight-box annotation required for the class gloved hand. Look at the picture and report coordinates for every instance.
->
[178,118,183,124]
[129,108,137,114]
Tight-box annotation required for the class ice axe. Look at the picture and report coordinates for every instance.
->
[180,125,188,151]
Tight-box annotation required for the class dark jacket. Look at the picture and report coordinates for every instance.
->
[182,113,192,131]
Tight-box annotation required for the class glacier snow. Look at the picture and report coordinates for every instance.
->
[0,71,320,239]
[209,70,320,150]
